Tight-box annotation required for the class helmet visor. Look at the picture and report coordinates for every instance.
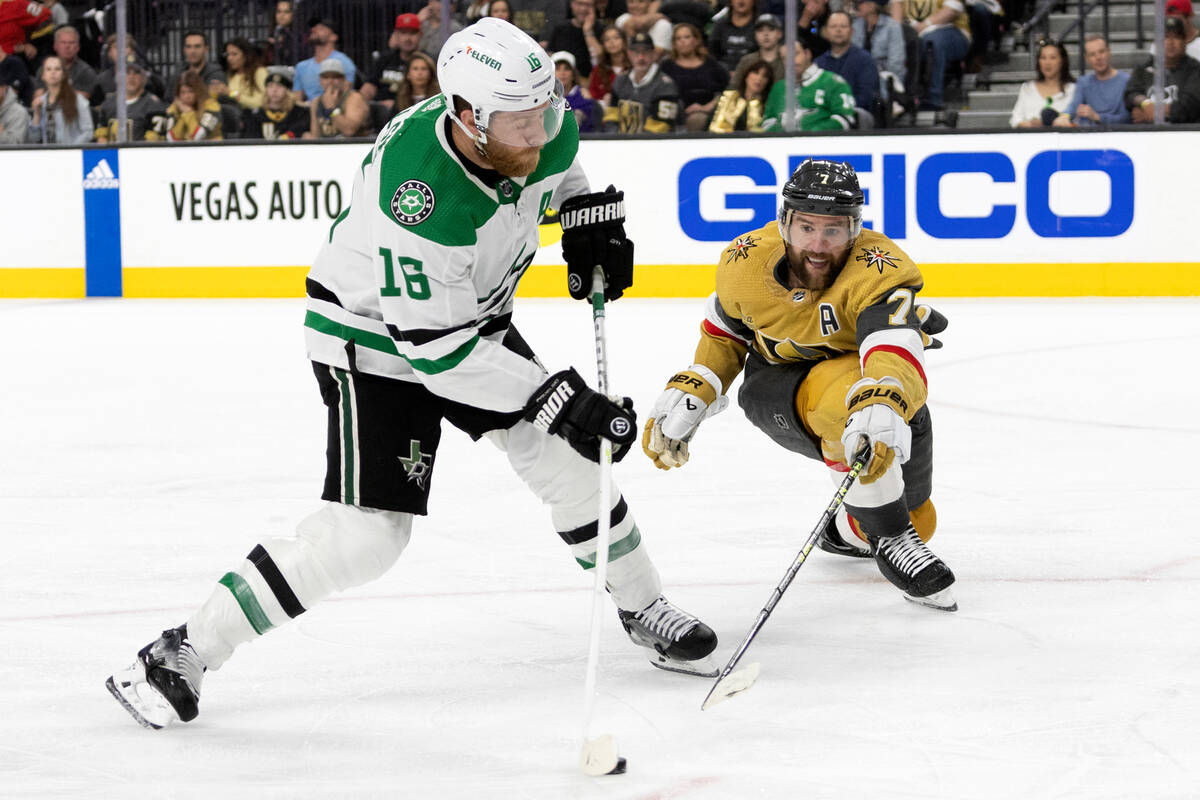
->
[479,81,566,147]
[778,209,858,250]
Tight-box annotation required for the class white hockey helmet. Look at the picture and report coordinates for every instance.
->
[438,17,565,147]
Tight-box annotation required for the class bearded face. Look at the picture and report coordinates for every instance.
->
[781,212,855,290]
[481,138,541,177]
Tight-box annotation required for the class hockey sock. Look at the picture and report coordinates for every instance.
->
[844,496,911,541]
[557,494,662,612]
[910,498,937,542]
[186,504,412,669]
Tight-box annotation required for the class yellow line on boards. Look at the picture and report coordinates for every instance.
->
[921,262,1200,297]
[122,267,309,298]
[0,269,86,298]
[2,263,1199,298]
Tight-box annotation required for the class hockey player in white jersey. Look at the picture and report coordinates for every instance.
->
[106,18,717,730]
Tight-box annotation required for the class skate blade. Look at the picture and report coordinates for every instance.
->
[648,652,718,678]
[105,665,178,730]
[905,587,957,612]
[701,662,761,710]
[816,537,872,559]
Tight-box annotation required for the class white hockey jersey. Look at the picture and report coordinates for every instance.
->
[305,95,589,413]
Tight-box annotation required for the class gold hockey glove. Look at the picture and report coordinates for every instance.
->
[841,377,912,484]
[642,365,728,470]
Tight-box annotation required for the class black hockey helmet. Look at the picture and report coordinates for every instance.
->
[778,159,864,244]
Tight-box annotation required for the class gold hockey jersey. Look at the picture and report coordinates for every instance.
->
[694,222,931,419]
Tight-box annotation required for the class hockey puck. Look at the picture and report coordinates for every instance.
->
[608,757,627,775]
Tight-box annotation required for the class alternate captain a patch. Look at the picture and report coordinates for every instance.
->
[726,234,760,263]
[855,245,900,274]
[390,180,436,225]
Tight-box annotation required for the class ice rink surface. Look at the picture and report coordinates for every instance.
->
[2,296,1198,799]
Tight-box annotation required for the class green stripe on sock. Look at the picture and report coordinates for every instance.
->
[575,526,643,570]
[218,572,274,635]
[334,368,356,506]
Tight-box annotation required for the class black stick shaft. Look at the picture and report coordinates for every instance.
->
[704,440,872,695]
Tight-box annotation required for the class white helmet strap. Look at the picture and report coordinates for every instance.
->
[448,99,490,151]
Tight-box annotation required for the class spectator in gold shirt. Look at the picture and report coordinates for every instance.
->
[223,37,268,110]
[147,71,223,141]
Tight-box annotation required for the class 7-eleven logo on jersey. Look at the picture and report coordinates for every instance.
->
[399,440,432,488]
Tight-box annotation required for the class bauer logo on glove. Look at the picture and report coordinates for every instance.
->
[668,373,706,391]
[847,385,909,415]
[642,365,729,470]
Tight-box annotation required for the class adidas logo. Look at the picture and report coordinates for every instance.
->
[83,159,119,190]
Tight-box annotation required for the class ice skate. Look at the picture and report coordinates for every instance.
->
[618,596,719,677]
[816,509,872,559]
[869,526,957,611]
[106,626,206,729]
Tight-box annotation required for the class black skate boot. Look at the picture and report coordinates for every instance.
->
[106,625,206,729]
[618,596,719,677]
[816,510,872,559]
[869,526,957,611]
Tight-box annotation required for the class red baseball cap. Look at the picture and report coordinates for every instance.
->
[394,13,421,31]
[1166,0,1193,17]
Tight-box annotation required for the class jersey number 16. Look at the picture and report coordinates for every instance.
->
[379,248,432,300]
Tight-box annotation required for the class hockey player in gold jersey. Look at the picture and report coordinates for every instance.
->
[643,159,957,611]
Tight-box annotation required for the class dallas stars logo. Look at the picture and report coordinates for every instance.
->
[726,234,759,263]
[855,246,900,274]
[399,439,433,489]
[390,180,435,226]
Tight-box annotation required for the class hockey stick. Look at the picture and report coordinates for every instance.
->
[579,267,626,776]
[700,439,874,711]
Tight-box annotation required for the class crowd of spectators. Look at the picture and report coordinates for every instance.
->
[1014,0,1200,127]
[0,0,1197,146]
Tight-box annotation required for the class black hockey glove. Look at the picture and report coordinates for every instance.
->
[524,368,637,462]
[916,303,949,350]
[559,185,635,302]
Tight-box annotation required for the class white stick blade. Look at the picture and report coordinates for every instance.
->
[579,734,620,776]
[701,662,761,711]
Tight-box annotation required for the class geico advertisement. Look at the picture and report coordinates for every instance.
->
[95,130,1197,269]
[583,130,1194,265]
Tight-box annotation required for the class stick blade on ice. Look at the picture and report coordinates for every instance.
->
[579,734,621,776]
[701,662,761,711]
